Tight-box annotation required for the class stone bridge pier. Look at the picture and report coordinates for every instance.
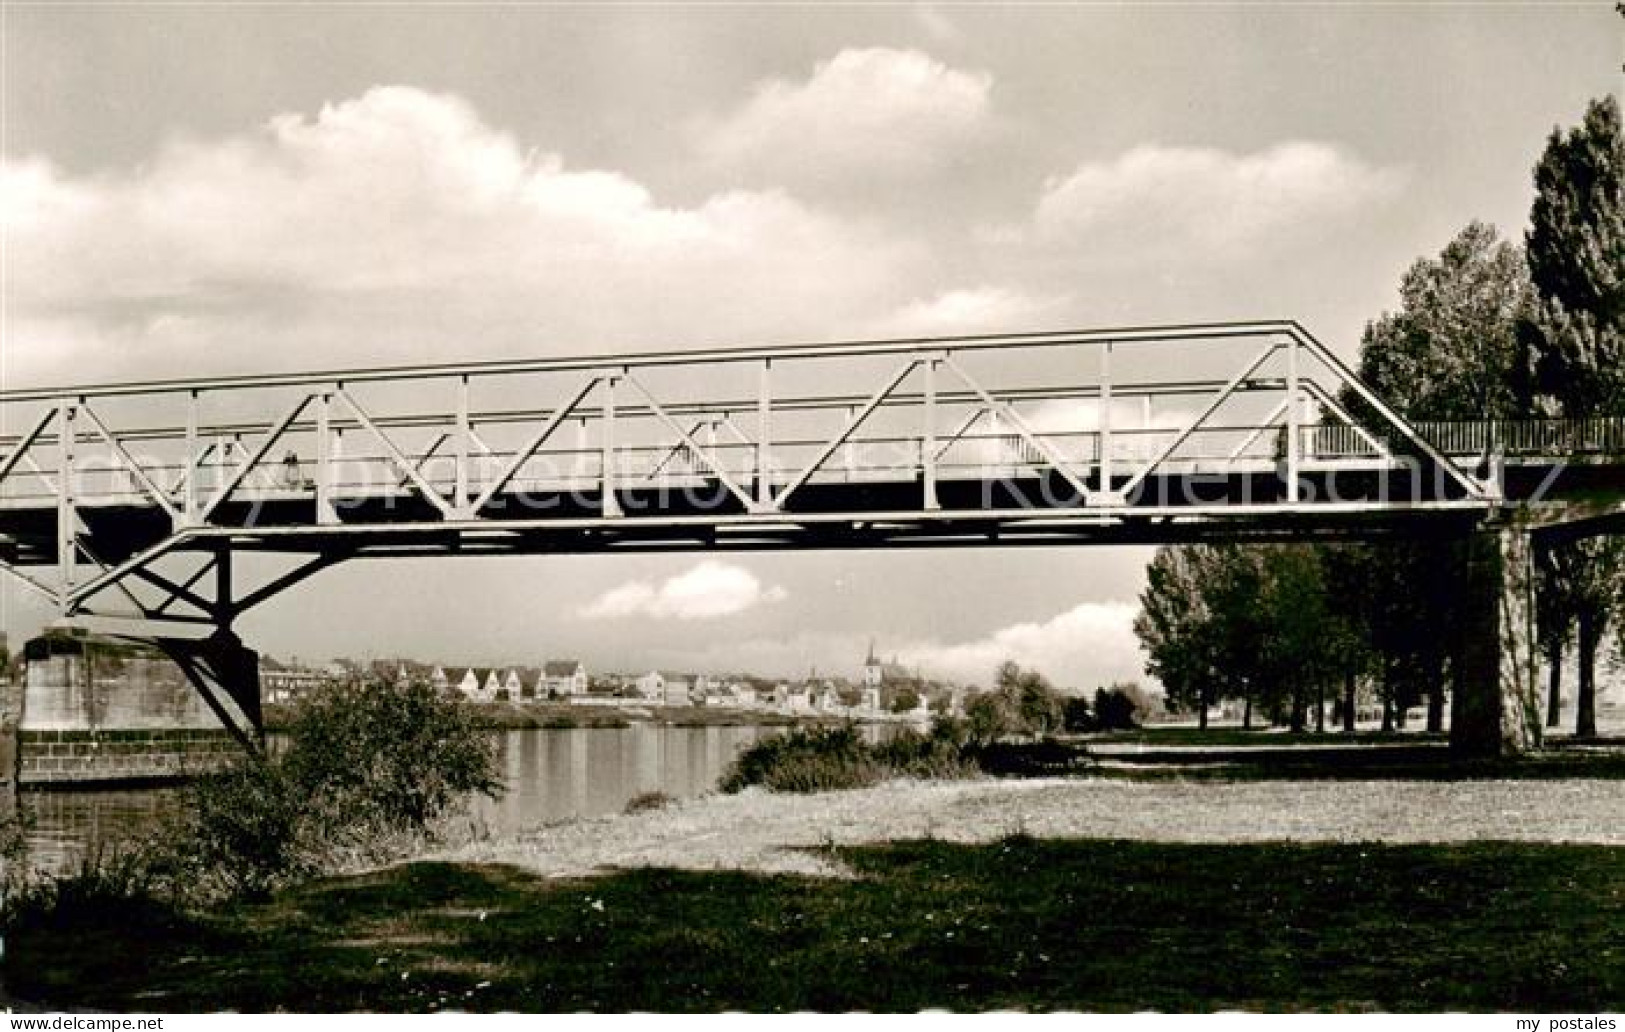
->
[11,628,257,785]
[1453,523,1544,757]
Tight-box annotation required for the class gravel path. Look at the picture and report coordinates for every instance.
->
[442,775,1625,879]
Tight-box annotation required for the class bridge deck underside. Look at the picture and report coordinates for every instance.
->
[0,465,1539,566]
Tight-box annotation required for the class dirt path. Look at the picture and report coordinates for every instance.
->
[442,775,1625,879]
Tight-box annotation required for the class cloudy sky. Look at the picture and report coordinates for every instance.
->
[1,4,1618,687]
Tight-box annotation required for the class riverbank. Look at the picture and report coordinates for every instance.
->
[445,772,1625,879]
[263,700,866,732]
[7,771,1624,1011]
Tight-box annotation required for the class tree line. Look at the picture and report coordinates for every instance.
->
[1136,94,1624,738]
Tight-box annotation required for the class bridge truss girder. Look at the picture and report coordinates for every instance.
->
[0,318,1615,756]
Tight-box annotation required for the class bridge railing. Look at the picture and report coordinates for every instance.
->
[1311,417,1625,461]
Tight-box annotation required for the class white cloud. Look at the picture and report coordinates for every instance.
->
[634,600,1147,690]
[899,600,1144,689]
[870,285,1062,338]
[1,86,920,387]
[698,48,992,189]
[1033,141,1404,258]
[579,561,788,621]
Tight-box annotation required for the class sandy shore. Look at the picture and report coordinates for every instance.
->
[442,775,1625,879]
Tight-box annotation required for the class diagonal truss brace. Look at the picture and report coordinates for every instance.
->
[0,406,57,487]
[1302,380,1395,461]
[130,560,219,618]
[230,554,346,615]
[1118,341,1280,499]
[336,387,454,518]
[468,376,599,514]
[623,371,759,513]
[77,402,182,523]
[772,359,919,510]
[0,562,59,604]
[198,394,313,522]
[942,356,1093,504]
[1289,323,1490,500]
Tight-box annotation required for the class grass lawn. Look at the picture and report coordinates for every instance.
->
[8,838,1622,1012]
[1094,746,1625,782]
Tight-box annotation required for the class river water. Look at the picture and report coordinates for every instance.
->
[18,724,799,873]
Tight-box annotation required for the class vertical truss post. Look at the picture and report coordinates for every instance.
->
[315,389,336,525]
[184,390,199,523]
[756,359,773,511]
[1097,340,1116,503]
[57,399,78,608]
[213,434,229,495]
[454,374,471,517]
[923,354,940,511]
[843,406,857,479]
[602,371,622,518]
[332,423,345,511]
[576,417,590,484]
[1286,334,1301,502]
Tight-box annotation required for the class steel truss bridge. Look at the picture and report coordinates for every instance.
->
[3,320,1623,753]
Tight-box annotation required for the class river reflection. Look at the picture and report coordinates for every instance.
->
[19,724,811,872]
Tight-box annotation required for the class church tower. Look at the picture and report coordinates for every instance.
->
[862,639,883,691]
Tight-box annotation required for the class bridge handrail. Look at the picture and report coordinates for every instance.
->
[1312,416,1625,458]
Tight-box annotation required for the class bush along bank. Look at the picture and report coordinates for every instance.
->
[1,678,503,933]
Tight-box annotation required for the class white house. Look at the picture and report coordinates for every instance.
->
[542,660,588,697]
[453,667,498,702]
[635,671,666,700]
[498,669,524,699]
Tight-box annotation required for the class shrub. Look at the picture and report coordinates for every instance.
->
[1,847,172,937]
[623,790,675,814]
[961,662,1072,745]
[872,726,976,780]
[1062,696,1096,733]
[0,804,31,898]
[721,720,984,794]
[146,754,314,901]
[130,678,500,906]
[1093,687,1143,731]
[279,678,501,832]
[720,725,885,794]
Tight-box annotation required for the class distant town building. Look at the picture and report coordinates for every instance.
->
[663,676,693,707]
[863,641,921,693]
[635,671,666,700]
[261,656,334,704]
[542,660,588,697]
